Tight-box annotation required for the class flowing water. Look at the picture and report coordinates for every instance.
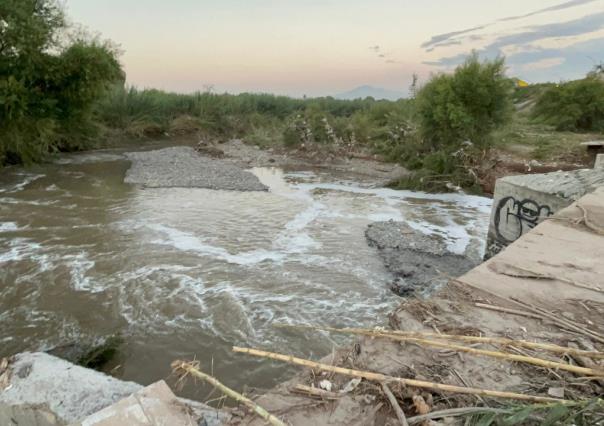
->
[0,149,492,397]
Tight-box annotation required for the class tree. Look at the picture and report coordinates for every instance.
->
[0,0,123,164]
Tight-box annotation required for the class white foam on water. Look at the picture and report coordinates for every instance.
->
[148,223,287,265]
[0,238,43,263]
[0,222,19,232]
[285,180,492,256]
[64,252,97,292]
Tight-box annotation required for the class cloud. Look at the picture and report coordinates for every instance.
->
[421,26,484,49]
[489,11,604,49]
[499,0,598,22]
[421,0,598,51]
[521,57,566,70]
[426,12,604,67]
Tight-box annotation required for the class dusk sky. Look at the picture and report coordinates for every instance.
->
[67,0,604,97]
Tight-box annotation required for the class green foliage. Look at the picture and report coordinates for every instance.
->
[533,76,604,131]
[0,0,123,165]
[96,86,420,153]
[416,53,513,150]
[462,399,603,426]
[392,54,513,192]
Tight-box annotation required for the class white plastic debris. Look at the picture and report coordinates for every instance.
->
[319,380,333,392]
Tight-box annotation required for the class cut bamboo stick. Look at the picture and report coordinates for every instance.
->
[277,324,604,376]
[292,384,340,399]
[370,328,603,360]
[474,302,542,320]
[232,346,562,403]
[276,323,604,360]
[509,298,604,344]
[172,360,286,426]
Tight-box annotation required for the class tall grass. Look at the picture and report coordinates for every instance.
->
[95,85,415,148]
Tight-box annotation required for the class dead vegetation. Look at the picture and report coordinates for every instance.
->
[171,279,603,425]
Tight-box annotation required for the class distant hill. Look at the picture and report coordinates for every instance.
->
[334,85,405,101]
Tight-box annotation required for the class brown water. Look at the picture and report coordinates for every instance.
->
[0,149,492,398]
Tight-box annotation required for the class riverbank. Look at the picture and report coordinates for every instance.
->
[235,187,604,425]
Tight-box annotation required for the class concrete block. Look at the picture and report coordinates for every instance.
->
[0,353,141,426]
[75,381,199,426]
[485,168,604,258]
[0,353,227,426]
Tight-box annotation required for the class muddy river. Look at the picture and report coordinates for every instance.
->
[0,149,491,398]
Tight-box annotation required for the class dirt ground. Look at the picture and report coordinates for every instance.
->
[215,138,409,186]
[228,192,604,426]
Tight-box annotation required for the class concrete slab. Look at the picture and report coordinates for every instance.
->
[485,168,604,257]
[462,188,604,311]
[75,381,199,426]
[0,353,141,426]
[0,353,228,426]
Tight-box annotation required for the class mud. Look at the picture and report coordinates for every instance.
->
[365,221,477,296]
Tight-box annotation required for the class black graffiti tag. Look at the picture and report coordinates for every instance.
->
[494,196,553,244]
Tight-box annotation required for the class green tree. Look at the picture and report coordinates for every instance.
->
[0,0,123,164]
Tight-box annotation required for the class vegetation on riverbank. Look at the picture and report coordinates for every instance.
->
[0,0,123,165]
[2,1,604,194]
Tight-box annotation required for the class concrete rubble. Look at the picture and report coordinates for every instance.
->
[0,353,227,426]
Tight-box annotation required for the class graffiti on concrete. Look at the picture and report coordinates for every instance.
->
[494,196,553,244]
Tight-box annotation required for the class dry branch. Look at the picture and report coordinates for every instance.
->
[172,360,286,426]
[474,302,542,319]
[381,382,409,426]
[277,323,604,360]
[232,346,562,403]
[509,298,604,344]
[291,384,340,400]
[277,324,604,377]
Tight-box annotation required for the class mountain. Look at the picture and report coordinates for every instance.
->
[334,85,405,101]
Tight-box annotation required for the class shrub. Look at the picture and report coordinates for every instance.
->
[393,54,513,192]
[533,77,604,131]
[416,53,513,150]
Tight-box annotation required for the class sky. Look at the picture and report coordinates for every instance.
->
[66,0,604,97]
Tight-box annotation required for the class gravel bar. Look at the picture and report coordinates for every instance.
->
[124,146,268,191]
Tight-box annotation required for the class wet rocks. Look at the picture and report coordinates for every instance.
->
[366,220,477,296]
[124,146,268,191]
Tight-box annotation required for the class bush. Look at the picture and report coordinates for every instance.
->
[533,77,604,131]
[416,53,513,150]
[394,54,513,192]
[0,0,123,165]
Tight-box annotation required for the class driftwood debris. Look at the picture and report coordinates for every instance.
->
[291,384,341,400]
[276,324,604,377]
[232,346,563,403]
[381,381,409,426]
[509,298,604,344]
[171,360,286,426]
